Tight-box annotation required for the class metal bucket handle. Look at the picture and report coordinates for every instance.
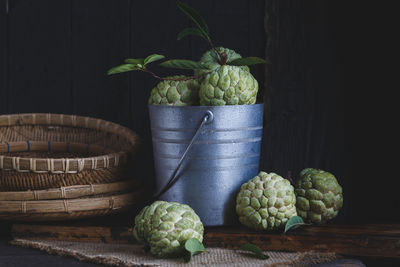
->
[154,110,214,199]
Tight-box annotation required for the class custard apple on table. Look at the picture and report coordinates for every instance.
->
[295,168,343,224]
[133,201,204,258]
[236,171,297,230]
[148,76,200,106]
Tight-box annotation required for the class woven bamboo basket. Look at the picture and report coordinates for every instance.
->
[0,179,140,201]
[0,189,145,221]
[0,114,140,191]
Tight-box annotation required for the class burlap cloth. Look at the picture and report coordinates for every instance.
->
[11,239,340,267]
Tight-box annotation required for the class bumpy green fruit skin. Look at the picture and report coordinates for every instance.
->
[148,76,200,106]
[295,168,343,224]
[133,201,204,258]
[236,172,297,230]
[197,47,249,74]
[199,65,258,106]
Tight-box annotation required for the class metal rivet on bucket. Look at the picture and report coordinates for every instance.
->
[204,110,214,124]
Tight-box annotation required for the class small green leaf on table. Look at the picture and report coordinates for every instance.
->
[229,57,266,66]
[107,64,142,75]
[241,243,269,259]
[143,54,165,66]
[284,216,308,234]
[160,59,209,70]
[183,238,205,262]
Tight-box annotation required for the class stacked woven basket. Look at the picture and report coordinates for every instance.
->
[0,113,143,221]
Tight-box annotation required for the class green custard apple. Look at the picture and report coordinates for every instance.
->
[236,171,297,230]
[133,201,204,258]
[295,168,343,224]
[148,76,200,106]
[196,47,258,106]
[199,65,258,106]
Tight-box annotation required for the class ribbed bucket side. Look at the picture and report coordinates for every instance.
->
[149,104,264,226]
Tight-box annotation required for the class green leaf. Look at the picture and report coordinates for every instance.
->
[177,1,209,39]
[107,64,142,75]
[124,58,144,65]
[160,59,209,70]
[241,243,269,259]
[284,216,308,234]
[228,57,266,66]
[143,54,165,66]
[177,27,207,40]
[183,238,205,262]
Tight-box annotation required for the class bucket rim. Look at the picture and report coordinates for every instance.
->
[148,103,264,109]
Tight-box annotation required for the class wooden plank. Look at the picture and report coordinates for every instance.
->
[71,0,130,127]
[128,0,183,189]
[11,224,400,258]
[205,226,400,258]
[248,0,266,103]
[129,0,184,134]
[0,0,8,114]
[6,0,72,114]
[12,224,135,244]
[263,0,344,177]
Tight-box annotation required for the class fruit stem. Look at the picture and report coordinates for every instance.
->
[219,52,227,65]
[206,38,226,65]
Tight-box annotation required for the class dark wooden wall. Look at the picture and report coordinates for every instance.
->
[0,0,395,224]
[0,0,266,197]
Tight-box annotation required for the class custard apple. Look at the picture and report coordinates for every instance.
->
[196,47,249,74]
[148,76,200,106]
[295,168,343,224]
[199,65,258,105]
[236,172,297,230]
[133,201,204,258]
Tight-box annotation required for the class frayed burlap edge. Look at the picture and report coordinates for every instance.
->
[10,239,339,267]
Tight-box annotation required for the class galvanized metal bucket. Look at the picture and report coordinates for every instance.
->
[149,104,264,226]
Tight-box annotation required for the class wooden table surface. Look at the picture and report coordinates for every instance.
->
[1,222,399,266]
[9,223,400,259]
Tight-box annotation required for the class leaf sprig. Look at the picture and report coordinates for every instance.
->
[177,1,211,44]
[175,1,265,67]
[183,238,205,262]
[107,54,211,81]
[107,54,165,75]
[108,2,266,81]
[160,59,209,70]
[284,216,310,234]
[241,243,269,259]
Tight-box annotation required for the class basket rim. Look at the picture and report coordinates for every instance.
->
[0,113,139,145]
[0,113,140,173]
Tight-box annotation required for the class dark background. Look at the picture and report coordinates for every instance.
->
[0,0,397,236]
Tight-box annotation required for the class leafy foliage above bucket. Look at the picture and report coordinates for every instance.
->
[107,1,265,106]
